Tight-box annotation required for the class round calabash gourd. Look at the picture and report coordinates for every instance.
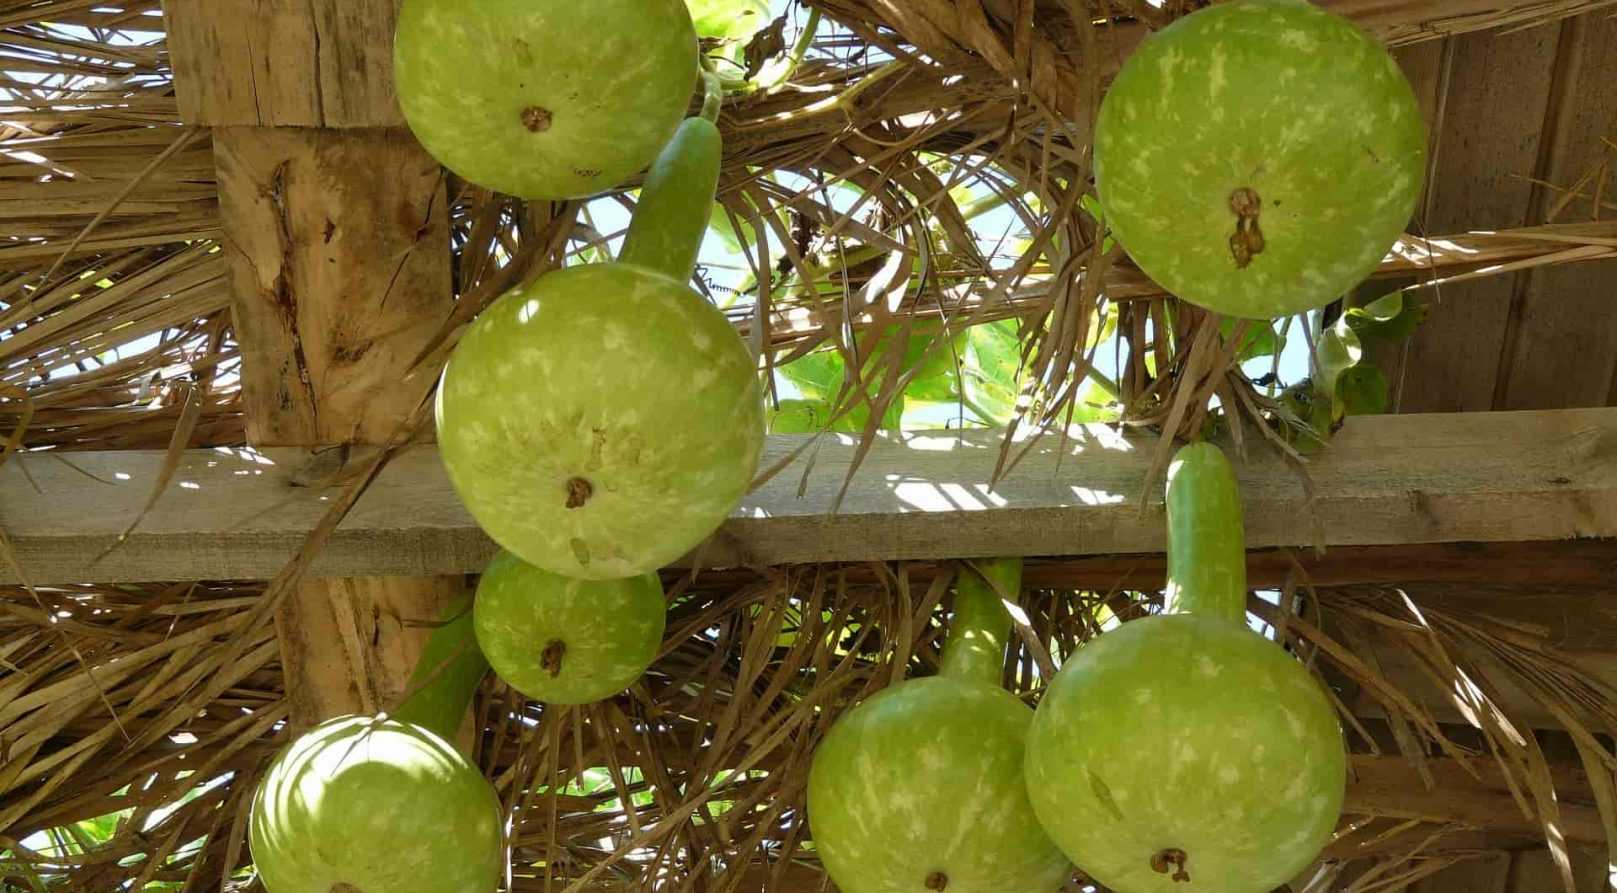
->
[436,111,765,580]
[808,559,1072,893]
[394,0,698,200]
[474,550,666,705]
[1024,443,1346,892]
[1094,0,1427,319]
[250,599,501,893]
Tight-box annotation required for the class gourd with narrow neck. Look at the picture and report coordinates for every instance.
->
[250,598,502,893]
[435,101,764,581]
[1024,443,1346,892]
[808,558,1072,893]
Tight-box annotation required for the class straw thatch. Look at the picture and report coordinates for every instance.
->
[3,0,1617,891]
[9,566,1617,891]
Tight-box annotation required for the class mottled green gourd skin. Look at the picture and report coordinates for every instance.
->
[474,551,666,705]
[394,0,698,199]
[250,718,502,893]
[435,263,764,580]
[1094,0,1427,319]
[250,601,500,893]
[1024,617,1344,893]
[808,561,1071,893]
[1025,444,1346,893]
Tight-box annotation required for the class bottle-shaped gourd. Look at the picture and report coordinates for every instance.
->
[1024,443,1346,892]
[808,559,1072,893]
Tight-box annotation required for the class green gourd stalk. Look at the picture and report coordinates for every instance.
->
[938,557,1020,687]
[618,73,724,281]
[389,596,489,745]
[1164,441,1247,623]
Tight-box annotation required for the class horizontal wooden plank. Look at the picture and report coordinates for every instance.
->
[0,408,1613,585]
[1343,754,1603,845]
[160,0,1617,127]
[683,539,1617,593]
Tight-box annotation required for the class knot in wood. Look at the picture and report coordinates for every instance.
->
[924,871,949,891]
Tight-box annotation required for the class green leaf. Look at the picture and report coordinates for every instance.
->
[706,203,751,254]
[1314,325,1363,404]
[961,320,1025,425]
[687,0,771,40]
[1071,379,1121,424]
[1220,318,1285,361]
[1079,193,1104,224]
[778,322,960,423]
[1337,365,1389,416]
[73,812,123,845]
[1085,305,1118,353]
[1278,380,1334,455]
[892,322,967,403]
[777,350,843,403]
[767,398,833,433]
[1078,193,1116,254]
[1344,290,1426,343]
[767,396,900,435]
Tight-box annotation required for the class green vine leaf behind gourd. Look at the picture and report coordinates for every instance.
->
[1279,290,1422,451]
[706,203,757,255]
[1344,289,1427,342]
[1220,317,1285,360]
[1079,193,1116,254]
[687,0,771,40]
[960,319,1025,425]
[773,323,971,432]
[1337,364,1390,416]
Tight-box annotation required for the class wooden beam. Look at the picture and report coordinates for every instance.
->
[1343,754,1604,845]
[1391,21,1564,413]
[164,0,403,128]
[1323,0,1617,45]
[162,2,464,730]
[219,126,461,729]
[1497,13,1617,411]
[213,127,449,447]
[2,408,1613,584]
[161,0,1617,131]
[684,540,1617,593]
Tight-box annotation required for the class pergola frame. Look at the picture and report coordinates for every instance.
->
[4,0,1612,888]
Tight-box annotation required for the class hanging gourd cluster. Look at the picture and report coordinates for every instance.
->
[245,0,1427,891]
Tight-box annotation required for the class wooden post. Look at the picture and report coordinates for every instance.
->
[164,1,462,728]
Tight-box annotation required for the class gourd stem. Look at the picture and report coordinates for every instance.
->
[938,557,1020,687]
[1164,442,1248,623]
[701,70,724,124]
[760,8,823,91]
[390,595,489,745]
[619,114,722,282]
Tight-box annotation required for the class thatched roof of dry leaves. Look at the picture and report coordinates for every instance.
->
[3,0,1617,891]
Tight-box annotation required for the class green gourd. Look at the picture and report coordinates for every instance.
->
[250,598,501,893]
[394,0,699,200]
[1094,0,1425,319]
[808,559,1072,893]
[436,102,764,580]
[1024,443,1346,892]
[473,550,665,705]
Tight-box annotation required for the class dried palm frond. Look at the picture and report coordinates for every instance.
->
[10,567,1617,891]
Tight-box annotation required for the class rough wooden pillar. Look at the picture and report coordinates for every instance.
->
[164,1,461,728]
